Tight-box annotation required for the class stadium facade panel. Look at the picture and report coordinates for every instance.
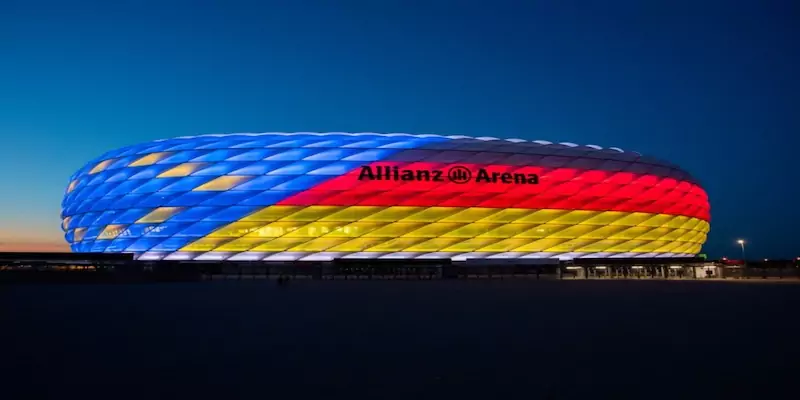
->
[60,133,710,261]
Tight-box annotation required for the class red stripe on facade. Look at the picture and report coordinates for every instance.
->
[277,162,710,221]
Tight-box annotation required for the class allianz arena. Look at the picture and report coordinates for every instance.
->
[60,133,710,261]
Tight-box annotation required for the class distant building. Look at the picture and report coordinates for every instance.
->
[60,133,710,261]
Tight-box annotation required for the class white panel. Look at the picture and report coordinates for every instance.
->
[195,252,231,261]
[227,252,268,261]
[163,252,196,261]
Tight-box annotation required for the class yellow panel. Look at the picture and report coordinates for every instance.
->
[320,206,384,221]
[479,223,538,238]
[62,216,72,231]
[653,241,683,253]
[639,214,674,228]
[323,222,388,237]
[478,208,532,223]
[89,159,114,174]
[478,238,532,252]
[365,237,428,252]
[634,240,669,252]
[665,216,690,228]
[401,207,461,222]
[406,238,465,252]
[440,208,501,223]
[442,238,502,252]
[73,227,86,242]
[129,152,172,167]
[580,225,627,239]
[579,211,627,226]
[606,240,648,252]
[181,237,233,251]
[245,221,308,237]
[367,222,428,237]
[214,237,274,252]
[251,238,312,252]
[544,239,597,253]
[290,237,351,252]
[679,218,701,230]
[362,207,422,222]
[609,226,654,240]
[546,224,602,239]
[549,210,597,225]
[98,224,127,240]
[194,175,251,191]
[66,180,78,194]
[574,239,626,252]
[635,227,672,241]
[137,207,184,223]
[671,242,695,254]
[242,206,304,222]
[403,223,464,238]
[157,162,209,178]
[512,238,570,252]
[329,237,386,252]
[441,223,501,238]
[284,221,345,237]
[516,209,569,224]
[609,213,652,226]
[208,221,266,238]
[515,224,568,239]
[697,221,710,233]
[281,206,343,222]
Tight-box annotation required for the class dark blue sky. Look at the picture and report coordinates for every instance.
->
[1,0,797,258]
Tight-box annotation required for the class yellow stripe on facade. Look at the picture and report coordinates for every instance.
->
[129,152,172,167]
[178,205,710,254]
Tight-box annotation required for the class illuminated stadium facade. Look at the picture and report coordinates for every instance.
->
[60,133,710,262]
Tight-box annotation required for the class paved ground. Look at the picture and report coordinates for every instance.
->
[1,280,798,399]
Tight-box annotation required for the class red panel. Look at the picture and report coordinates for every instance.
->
[276,161,711,221]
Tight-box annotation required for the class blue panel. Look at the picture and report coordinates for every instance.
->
[87,172,111,186]
[167,191,218,207]
[190,161,246,176]
[105,238,136,252]
[302,148,360,161]
[230,138,280,148]
[343,149,396,162]
[117,223,154,238]
[111,193,148,209]
[226,149,276,161]
[159,176,213,192]
[169,206,220,222]
[108,180,145,196]
[86,182,120,199]
[191,149,245,162]
[267,161,328,176]
[75,212,100,228]
[229,161,289,175]
[91,240,112,252]
[74,201,95,215]
[106,169,136,182]
[230,175,291,191]
[196,139,240,150]
[94,210,120,226]
[125,237,163,252]
[265,148,316,160]
[165,142,205,151]
[175,220,229,237]
[141,222,189,237]
[91,196,122,211]
[138,192,181,208]
[243,191,296,206]
[267,139,311,148]
[199,191,259,206]
[342,140,383,148]
[150,237,196,252]
[307,161,361,175]
[158,150,205,164]
[129,165,172,180]
[65,230,74,243]
[76,242,93,252]
[271,175,331,191]
[83,225,104,241]
[132,178,178,193]
[112,208,152,224]
[204,206,259,222]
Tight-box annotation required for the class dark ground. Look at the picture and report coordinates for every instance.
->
[1,280,799,399]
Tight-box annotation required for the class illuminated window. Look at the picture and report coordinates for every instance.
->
[157,162,209,178]
[136,207,184,223]
[208,221,266,238]
[89,159,114,174]
[245,221,307,237]
[98,224,128,240]
[284,222,345,237]
[129,152,173,167]
[193,175,251,191]
[66,180,78,194]
[323,222,387,237]
[73,227,87,242]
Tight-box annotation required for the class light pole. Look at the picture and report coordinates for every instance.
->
[737,239,746,268]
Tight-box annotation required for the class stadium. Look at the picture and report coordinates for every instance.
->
[59,132,710,262]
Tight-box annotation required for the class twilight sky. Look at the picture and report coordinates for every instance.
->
[0,0,797,258]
